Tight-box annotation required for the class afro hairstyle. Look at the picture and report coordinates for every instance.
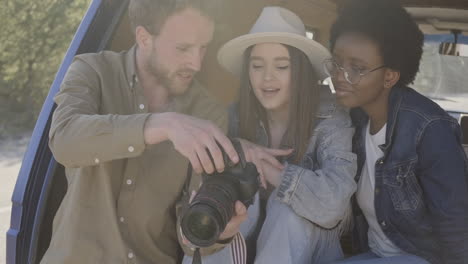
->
[329,0,424,87]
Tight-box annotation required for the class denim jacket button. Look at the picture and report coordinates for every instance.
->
[381,221,386,227]
[379,159,384,165]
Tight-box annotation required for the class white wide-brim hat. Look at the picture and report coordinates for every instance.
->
[218,6,330,80]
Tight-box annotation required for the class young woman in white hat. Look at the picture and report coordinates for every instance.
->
[184,6,357,264]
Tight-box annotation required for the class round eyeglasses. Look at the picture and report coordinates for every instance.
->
[323,59,386,85]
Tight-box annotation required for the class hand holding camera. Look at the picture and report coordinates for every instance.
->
[180,138,293,248]
[180,139,259,248]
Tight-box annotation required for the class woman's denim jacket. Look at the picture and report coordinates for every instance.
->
[351,86,468,264]
[229,87,357,229]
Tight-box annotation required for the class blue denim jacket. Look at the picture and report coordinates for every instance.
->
[351,86,468,264]
[229,87,357,229]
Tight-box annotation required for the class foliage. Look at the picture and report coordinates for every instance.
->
[0,0,91,137]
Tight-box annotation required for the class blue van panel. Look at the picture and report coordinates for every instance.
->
[6,1,102,263]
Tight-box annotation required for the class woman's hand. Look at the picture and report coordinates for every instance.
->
[261,160,283,187]
[237,138,292,188]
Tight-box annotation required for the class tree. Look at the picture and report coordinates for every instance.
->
[0,0,91,137]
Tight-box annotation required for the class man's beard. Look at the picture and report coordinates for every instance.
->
[146,53,195,96]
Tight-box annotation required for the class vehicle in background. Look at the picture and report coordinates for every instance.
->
[408,7,468,152]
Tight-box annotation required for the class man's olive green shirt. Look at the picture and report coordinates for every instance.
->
[41,46,227,264]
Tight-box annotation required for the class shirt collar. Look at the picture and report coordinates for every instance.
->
[125,45,138,90]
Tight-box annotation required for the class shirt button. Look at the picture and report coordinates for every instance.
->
[128,252,134,259]
[94,158,100,164]
[126,179,133,185]
[139,104,145,110]
[120,217,125,223]
[128,146,135,153]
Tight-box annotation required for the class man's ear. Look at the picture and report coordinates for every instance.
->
[384,69,400,89]
[135,25,153,51]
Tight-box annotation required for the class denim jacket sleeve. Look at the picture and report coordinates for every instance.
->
[418,118,468,263]
[276,107,358,229]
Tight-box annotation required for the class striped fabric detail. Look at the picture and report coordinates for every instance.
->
[230,232,247,264]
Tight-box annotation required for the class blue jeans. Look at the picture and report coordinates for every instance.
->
[333,251,430,264]
[183,191,345,264]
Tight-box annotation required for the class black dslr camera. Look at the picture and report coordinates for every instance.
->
[180,139,259,248]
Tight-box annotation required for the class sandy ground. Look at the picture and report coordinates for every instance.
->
[0,134,31,264]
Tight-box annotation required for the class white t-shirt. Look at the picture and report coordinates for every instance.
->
[356,122,406,257]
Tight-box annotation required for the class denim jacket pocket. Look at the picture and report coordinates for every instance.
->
[382,160,423,211]
[301,153,315,170]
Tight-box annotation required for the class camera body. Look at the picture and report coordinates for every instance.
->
[180,139,259,248]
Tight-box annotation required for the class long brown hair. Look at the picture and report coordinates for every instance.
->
[238,44,320,164]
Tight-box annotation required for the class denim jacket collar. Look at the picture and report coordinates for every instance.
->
[351,85,404,155]
[316,88,337,118]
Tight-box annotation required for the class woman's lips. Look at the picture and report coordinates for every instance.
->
[261,88,280,97]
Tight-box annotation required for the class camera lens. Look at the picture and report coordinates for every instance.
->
[181,204,222,247]
[187,211,217,241]
[181,176,238,247]
[180,139,259,248]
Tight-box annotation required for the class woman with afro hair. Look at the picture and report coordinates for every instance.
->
[326,0,468,263]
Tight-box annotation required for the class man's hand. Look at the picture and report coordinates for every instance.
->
[237,138,293,188]
[218,201,248,241]
[144,112,239,174]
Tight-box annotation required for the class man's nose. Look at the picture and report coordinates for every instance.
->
[186,50,203,72]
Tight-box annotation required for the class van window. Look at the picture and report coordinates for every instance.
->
[411,37,468,113]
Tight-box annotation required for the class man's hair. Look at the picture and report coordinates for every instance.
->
[238,45,320,164]
[128,0,222,36]
[329,0,424,86]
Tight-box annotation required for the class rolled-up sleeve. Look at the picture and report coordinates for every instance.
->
[49,58,151,168]
[276,113,357,229]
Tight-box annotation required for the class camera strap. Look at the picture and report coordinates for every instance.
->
[231,138,247,167]
[183,164,202,264]
[183,163,193,201]
[193,248,202,264]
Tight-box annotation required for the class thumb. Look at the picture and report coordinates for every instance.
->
[235,201,247,215]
